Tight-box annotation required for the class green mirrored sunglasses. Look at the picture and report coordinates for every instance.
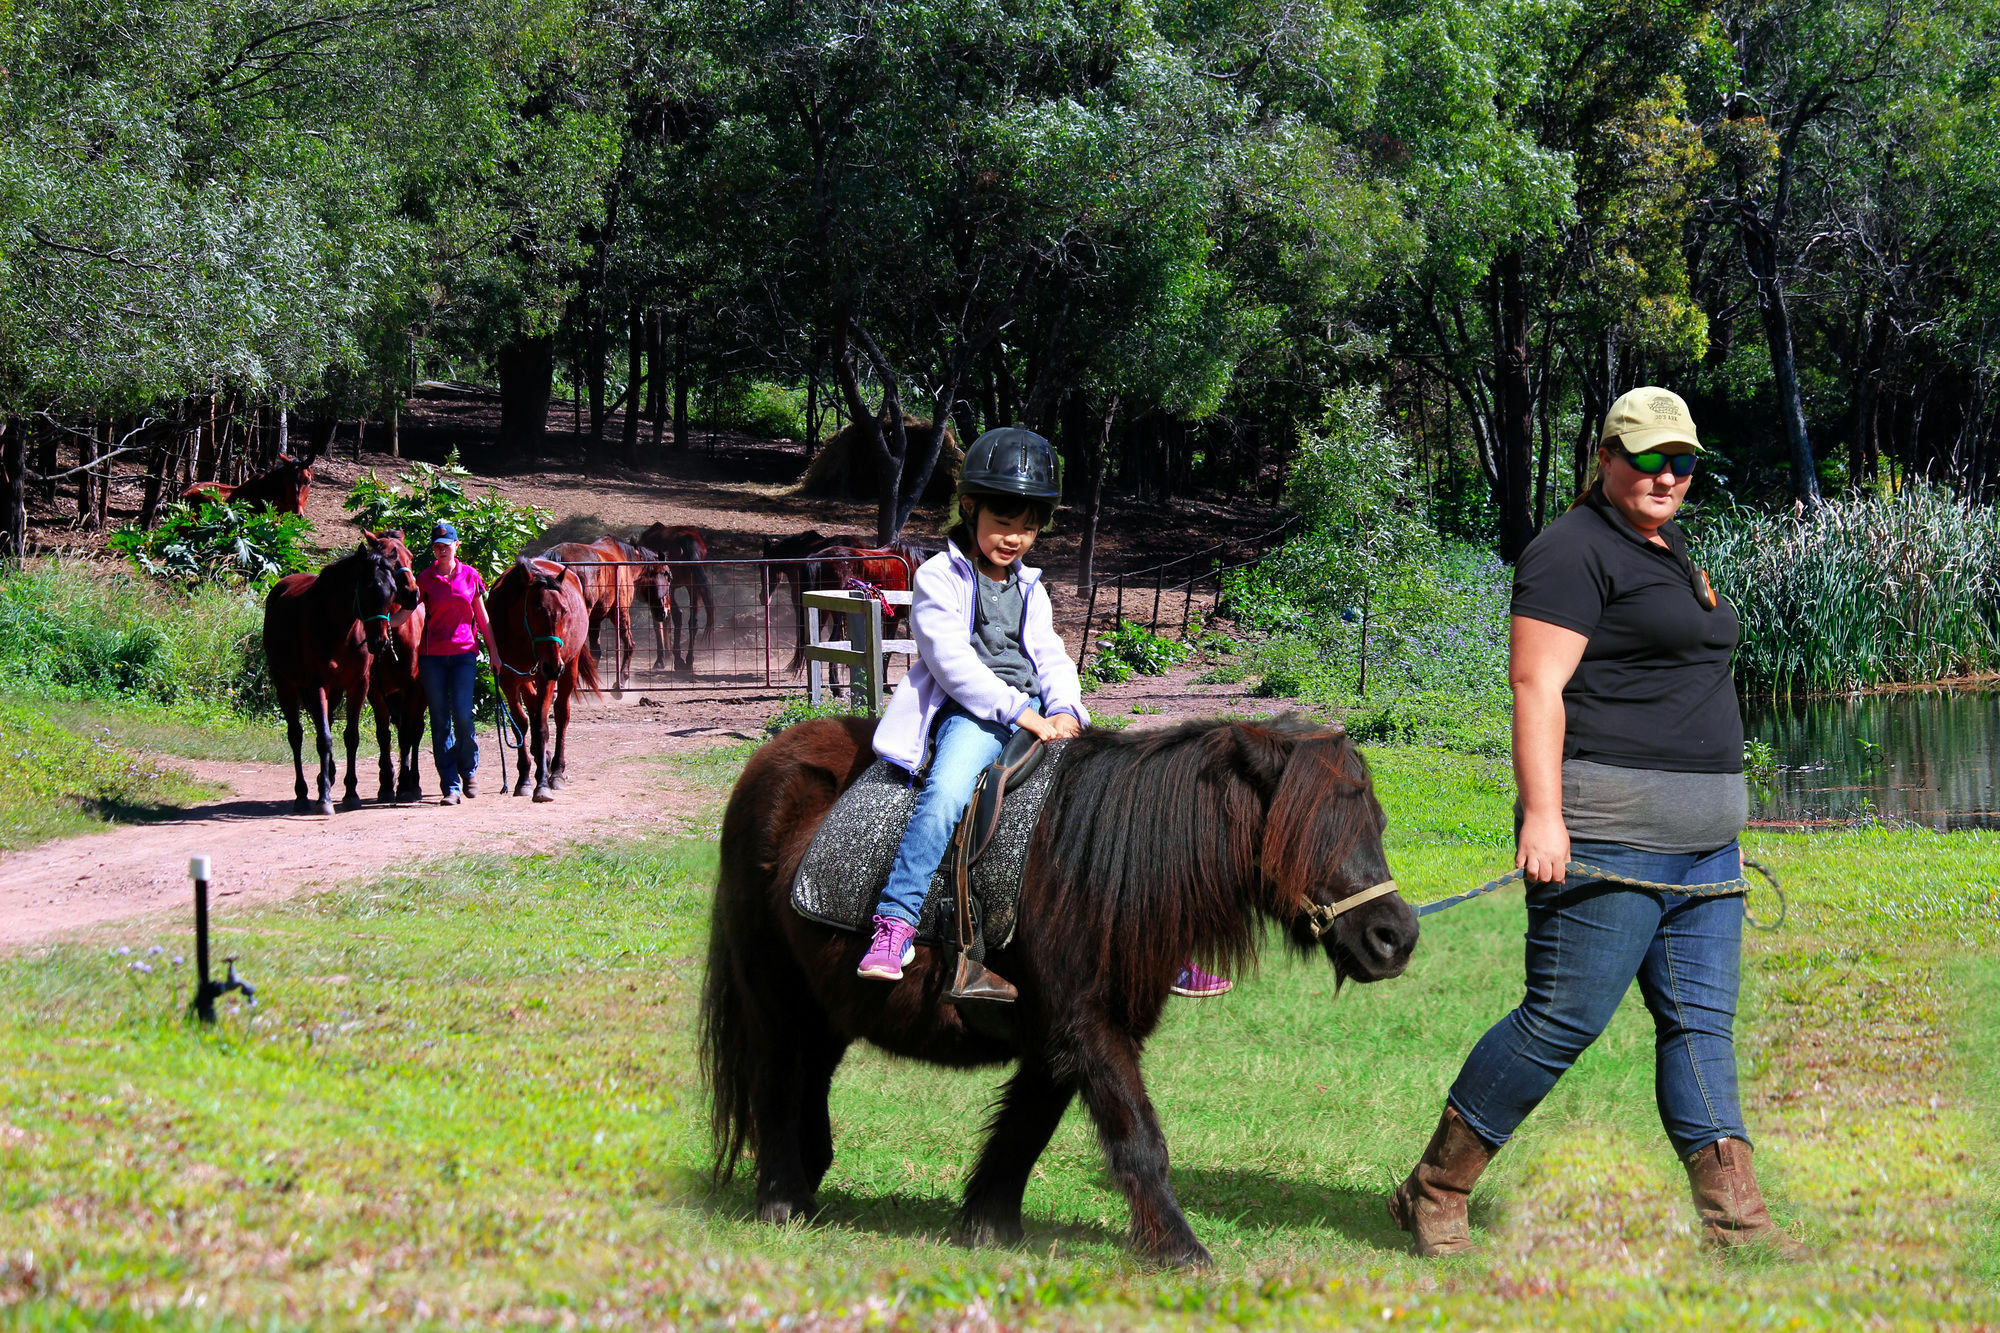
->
[1618,448,1698,477]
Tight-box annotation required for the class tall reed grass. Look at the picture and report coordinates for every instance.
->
[0,559,267,711]
[1688,486,2000,696]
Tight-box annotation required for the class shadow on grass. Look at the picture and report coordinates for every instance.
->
[693,1174,1126,1254]
[1174,1167,1428,1249]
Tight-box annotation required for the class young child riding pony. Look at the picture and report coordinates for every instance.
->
[857,428,1233,1002]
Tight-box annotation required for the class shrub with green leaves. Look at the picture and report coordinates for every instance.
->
[1086,620,1189,684]
[765,695,870,735]
[107,501,317,588]
[346,451,552,582]
[703,379,809,441]
[0,560,267,710]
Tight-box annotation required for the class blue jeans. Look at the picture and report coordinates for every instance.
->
[421,652,480,794]
[876,708,1012,926]
[1447,840,1750,1159]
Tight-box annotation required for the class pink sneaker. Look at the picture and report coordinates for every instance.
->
[858,915,918,980]
[1172,962,1232,998]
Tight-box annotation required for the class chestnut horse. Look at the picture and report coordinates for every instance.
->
[263,533,418,814]
[701,714,1419,1267]
[488,556,599,801]
[541,538,653,696]
[637,522,715,673]
[790,544,921,671]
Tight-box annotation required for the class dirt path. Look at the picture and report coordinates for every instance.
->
[0,693,767,952]
[1,659,1281,952]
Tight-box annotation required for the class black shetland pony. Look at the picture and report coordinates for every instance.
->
[701,714,1419,1268]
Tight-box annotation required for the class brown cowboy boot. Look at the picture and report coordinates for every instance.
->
[1387,1106,1498,1256]
[1684,1138,1812,1258]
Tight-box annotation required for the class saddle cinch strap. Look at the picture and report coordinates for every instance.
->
[946,728,1045,1008]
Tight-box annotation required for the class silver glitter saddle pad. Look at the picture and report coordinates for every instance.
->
[789,741,1069,949]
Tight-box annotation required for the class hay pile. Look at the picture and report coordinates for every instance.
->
[799,415,962,503]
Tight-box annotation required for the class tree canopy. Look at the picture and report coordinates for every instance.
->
[4,0,1998,555]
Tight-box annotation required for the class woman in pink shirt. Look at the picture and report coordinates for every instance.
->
[415,521,499,805]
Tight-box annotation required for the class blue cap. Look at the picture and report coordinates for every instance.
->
[430,520,459,545]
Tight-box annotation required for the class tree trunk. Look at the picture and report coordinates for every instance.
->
[649,311,667,450]
[195,395,219,483]
[588,311,607,443]
[1494,252,1535,561]
[77,422,97,527]
[1076,396,1116,595]
[140,423,168,528]
[673,312,690,451]
[1,420,24,561]
[97,420,112,528]
[1740,208,1821,507]
[622,304,644,461]
[497,334,555,453]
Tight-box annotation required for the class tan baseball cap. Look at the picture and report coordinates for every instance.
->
[1600,386,1704,454]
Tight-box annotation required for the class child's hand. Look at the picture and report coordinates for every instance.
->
[1046,712,1083,740]
[1017,710,1059,743]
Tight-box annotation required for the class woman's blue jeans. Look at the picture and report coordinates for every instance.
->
[875,708,1013,926]
[1447,839,1750,1160]
[420,651,480,795]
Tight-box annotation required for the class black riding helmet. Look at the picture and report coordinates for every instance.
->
[960,427,1060,501]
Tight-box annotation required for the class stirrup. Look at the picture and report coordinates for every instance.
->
[946,953,1017,1006]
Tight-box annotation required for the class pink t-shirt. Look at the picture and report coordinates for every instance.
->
[417,560,487,655]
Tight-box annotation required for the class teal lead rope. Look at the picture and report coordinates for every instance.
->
[1414,858,1786,931]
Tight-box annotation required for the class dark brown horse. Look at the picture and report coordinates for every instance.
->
[367,599,427,803]
[701,714,1419,1267]
[181,442,320,514]
[541,538,651,696]
[263,533,418,814]
[488,556,599,801]
[636,522,715,673]
[361,530,425,803]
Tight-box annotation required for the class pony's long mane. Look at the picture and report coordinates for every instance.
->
[1034,715,1371,997]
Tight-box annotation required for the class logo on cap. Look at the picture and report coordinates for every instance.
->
[1648,394,1682,421]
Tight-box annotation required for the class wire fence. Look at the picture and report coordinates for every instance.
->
[554,554,919,694]
[1073,515,1299,674]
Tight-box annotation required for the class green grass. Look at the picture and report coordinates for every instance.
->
[1,745,1996,1328]
[21,695,290,764]
[0,559,268,712]
[0,701,223,850]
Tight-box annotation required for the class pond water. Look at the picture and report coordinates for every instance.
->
[1743,687,2000,830]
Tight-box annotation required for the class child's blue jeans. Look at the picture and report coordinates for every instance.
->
[876,707,1012,926]
[1446,839,1750,1159]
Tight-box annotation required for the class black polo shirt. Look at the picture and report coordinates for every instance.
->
[1511,487,1742,773]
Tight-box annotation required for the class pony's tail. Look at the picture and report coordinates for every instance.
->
[698,852,755,1182]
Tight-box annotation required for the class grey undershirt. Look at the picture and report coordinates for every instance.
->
[973,567,1039,703]
[1557,759,1748,854]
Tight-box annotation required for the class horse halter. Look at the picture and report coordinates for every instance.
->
[1299,879,1401,939]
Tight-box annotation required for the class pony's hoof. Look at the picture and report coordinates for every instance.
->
[1143,1236,1213,1270]
[533,786,554,803]
[316,800,336,817]
[377,787,396,804]
[548,775,567,791]
[955,1214,1024,1248]
[292,798,310,814]
[757,1198,813,1226]
[339,794,363,812]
